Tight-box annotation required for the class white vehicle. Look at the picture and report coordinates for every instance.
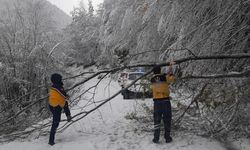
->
[118,71,152,99]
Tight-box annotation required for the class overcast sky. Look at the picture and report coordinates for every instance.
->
[47,0,103,15]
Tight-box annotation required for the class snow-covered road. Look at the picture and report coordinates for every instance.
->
[0,76,248,150]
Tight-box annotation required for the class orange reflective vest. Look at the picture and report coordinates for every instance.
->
[48,87,66,108]
[151,74,175,100]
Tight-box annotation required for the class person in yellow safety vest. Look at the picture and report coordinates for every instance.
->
[48,73,72,146]
[151,62,175,143]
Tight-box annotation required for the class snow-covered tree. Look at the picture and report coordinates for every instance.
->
[0,0,68,134]
[65,1,102,67]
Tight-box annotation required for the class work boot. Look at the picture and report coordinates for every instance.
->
[152,138,159,143]
[67,115,72,122]
[165,136,173,143]
[48,142,55,146]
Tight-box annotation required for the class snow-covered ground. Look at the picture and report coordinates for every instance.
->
[0,69,249,150]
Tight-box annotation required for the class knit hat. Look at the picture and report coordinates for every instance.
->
[51,73,63,86]
[153,65,161,74]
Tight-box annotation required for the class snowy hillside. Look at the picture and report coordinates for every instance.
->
[0,0,71,30]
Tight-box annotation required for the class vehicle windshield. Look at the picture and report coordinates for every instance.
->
[128,73,144,80]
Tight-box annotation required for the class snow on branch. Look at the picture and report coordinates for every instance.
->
[182,70,250,79]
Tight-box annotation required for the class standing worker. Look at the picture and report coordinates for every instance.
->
[151,62,175,143]
[48,73,72,146]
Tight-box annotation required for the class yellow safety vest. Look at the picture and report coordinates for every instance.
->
[151,74,175,100]
[48,87,66,108]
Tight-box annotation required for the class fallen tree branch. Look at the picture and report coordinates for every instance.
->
[181,70,250,79]
[66,53,250,91]
[58,68,154,132]
[63,71,95,80]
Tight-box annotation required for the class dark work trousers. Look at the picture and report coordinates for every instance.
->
[63,101,71,117]
[49,102,71,144]
[49,105,62,144]
[153,100,172,141]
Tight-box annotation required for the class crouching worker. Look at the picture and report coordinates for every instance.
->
[151,62,175,143]
[48,73,72,146]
